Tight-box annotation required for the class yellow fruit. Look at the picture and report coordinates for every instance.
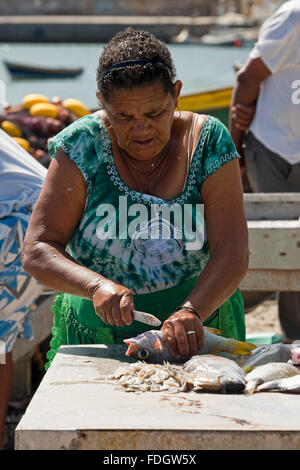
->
[63,98,89,117]
[1,120,22,137]
[23,93,49,109]
[30,102,58,118]
[13,137,30,152]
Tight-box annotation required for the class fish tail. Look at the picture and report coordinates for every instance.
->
[244,382,256,395]
[224,338,257,356]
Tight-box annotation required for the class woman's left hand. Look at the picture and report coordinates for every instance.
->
[161,310,204,358]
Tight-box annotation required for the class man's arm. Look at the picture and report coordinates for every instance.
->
[229,57,271,156]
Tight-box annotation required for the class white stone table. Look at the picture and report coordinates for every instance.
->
[15,344,300,450]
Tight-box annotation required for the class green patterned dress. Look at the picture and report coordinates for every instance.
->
[45,113,246,368]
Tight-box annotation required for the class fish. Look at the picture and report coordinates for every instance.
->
[107,354,246,394]
[256,374,300,393]
[291,346,300,366]
[245,362,300,395]
[242,343,292,373]
[123,327,256,363]
[183,354,246,393]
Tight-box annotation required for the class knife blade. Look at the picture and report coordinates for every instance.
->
[132,309,161,327]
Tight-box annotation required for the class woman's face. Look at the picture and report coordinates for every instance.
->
[99,80,182,160]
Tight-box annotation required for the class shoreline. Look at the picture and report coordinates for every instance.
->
[0,15,216,43]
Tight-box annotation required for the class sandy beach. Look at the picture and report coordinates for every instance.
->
[245,299,282,335]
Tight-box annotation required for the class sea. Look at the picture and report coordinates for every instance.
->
[0,42,253,109]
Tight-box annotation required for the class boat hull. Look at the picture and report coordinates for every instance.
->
[4,61,83,79]
[178,86,232,126]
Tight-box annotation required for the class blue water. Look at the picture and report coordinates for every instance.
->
[0,42,252,109]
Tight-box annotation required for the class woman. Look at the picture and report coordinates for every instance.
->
[22,28,249,368]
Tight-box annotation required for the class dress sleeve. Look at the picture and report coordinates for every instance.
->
[199,117,240,186]
[48,115,100,202]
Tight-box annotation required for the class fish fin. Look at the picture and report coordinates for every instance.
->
[204,327,222,335]
[256,381,279,392]
[244,384,256,395]
[226,339,257,356]
[154,337,163,350]
[211,348,222,355]
[125,344,138,356]
[243,364,254,373]
[241,351,263,372]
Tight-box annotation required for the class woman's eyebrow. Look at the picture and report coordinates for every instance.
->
[146,107,165,115]
[116,106,164,117]
[117,111,133,117]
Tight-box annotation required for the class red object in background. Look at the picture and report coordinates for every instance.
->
[233,38,242,47]
[34,149,46,160]
[291,347,300,365]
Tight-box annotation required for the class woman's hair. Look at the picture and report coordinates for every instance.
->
[97,28,177,101]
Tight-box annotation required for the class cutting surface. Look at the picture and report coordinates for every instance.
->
[15,344,300,450]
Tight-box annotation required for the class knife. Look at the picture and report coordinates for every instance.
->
[132,309,161,327]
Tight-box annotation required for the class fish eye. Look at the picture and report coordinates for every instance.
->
[138,349,150,360]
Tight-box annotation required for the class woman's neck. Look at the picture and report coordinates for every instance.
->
[118,139,172,173]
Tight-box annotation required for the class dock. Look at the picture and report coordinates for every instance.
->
[241,193,300,292]
[0,15,216,42]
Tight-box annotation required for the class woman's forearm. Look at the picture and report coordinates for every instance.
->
[183,244,249,321]
[22,240,108,300]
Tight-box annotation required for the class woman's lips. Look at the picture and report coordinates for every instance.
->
[133,138,153,147]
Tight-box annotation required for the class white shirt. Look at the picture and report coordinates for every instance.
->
[0,129,47,218]
[249,0,300,165]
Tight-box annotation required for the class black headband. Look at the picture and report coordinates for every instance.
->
[99,59,172,79]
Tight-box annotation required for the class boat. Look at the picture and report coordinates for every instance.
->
[4,61,83,79]
[178,86,233,126]
[171,27,243,47]
[199,28,243,47]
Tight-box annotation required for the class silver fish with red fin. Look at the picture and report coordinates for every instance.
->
[124,327,256,363]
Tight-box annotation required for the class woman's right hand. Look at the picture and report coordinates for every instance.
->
[90,279,134,327]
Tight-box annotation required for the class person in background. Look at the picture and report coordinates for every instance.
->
[0,129,46,449]
[22,28,249,371]
[229,0,300,340]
